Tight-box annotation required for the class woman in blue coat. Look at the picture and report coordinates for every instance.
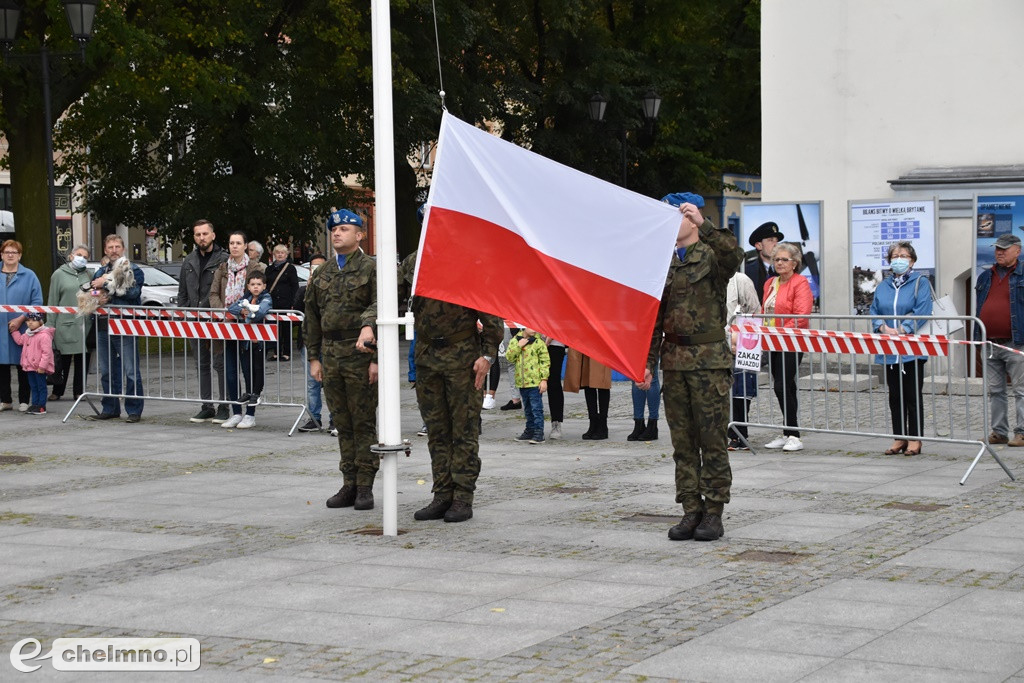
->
[1,240,44,411]
[869,241,933,456]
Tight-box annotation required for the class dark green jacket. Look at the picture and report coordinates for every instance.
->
[648,219,744,372]
[304,250,377,360]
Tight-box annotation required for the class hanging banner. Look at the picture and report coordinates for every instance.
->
[849,198,937,315]
[975,194,1024,277]
[740,202,823,310]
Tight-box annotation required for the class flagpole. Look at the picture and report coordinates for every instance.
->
[370,0,401,537]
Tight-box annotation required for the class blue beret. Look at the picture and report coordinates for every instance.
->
[661,192,705,208]
[326,209,363,230]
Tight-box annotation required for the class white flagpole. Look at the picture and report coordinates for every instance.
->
[371,0,401,537]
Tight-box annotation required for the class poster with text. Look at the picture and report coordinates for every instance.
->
[849,199,937,315]
[976,194,1024,278]
[740,202,823,310]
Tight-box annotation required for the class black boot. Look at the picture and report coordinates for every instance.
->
[353,485,374,510]
[582,419,596,439]
[326,483,356,508]
[443,500,473,523]
[414,495,451,520]
[582,388,599,439]
[627,418,645,441]
[590,415,608,440]
[637,419,658,441]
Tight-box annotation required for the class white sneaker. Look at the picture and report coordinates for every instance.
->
[482,394,496,410]
[18,403,29,412]
[764,435,789,449]
[782,436,804,452]
[0,403,12,411]
[237,415,256,429]
[550,421,562,439]
[330,426,338,437]
[221,414,243,429]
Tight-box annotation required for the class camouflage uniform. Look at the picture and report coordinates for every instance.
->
[412,286,503,505]
[304,250,378,486]
[649,219,743,515]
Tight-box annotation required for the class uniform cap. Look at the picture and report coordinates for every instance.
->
[748,221,784,247]
[326,209,363,230]
[661,192,705,208]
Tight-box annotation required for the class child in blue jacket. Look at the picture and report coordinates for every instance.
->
[223,272,272,429]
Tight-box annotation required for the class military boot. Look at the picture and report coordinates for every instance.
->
[443,500,473,523]
[627,419,645,441]
[414,495,452,521]
[326,484,356,508]
[638,419,659,441]
[693,513,725,541]
[353,486,374,510]
[668,511,703,541]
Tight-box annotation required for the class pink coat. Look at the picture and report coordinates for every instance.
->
[12,326,55,374]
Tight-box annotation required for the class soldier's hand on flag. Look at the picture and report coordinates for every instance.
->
[637,368,653,391]
[680,202,703,229]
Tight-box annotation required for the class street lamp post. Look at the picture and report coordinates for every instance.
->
[0,1,97,273]
[588,89,662,189]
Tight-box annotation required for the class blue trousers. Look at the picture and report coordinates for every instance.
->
[96,326,144,417]
[520,386,544,436]
[27,371,47,407]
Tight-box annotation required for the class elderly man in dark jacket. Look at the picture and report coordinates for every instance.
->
[177,219,229,423]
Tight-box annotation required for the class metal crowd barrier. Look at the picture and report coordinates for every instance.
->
[0,304,309,434]
[727,312,1016,484]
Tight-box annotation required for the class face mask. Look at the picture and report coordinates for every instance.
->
[890,258,911,275]
[71,255,87,270]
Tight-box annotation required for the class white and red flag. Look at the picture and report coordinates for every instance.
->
[413,112,682,381]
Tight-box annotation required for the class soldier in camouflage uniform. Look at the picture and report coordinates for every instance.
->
[642,192,743,542]
[406,250,504,523]
[304,209,379,511]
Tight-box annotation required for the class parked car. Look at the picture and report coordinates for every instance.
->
[152,262,182,281]
[86,262,179,307]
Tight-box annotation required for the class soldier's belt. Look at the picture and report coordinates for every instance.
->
[427,328,477,348]
[322,328,363,342]
[664,330,726,346]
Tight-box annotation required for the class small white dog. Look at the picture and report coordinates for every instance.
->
[77,257,136,317]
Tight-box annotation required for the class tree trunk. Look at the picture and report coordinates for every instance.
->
[7,100,56,298]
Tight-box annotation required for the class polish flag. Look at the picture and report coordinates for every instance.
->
[413,112,682,381]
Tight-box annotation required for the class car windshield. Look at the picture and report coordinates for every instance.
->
[139,265,178,286]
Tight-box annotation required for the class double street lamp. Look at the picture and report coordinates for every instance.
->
[587,89,662,189]
[0,1,97,272]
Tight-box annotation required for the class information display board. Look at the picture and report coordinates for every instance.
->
[975,194,1024,277]
[849,199,937,315]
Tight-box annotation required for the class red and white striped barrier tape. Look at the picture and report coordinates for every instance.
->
[0,304,301,322]
[109,319,278,341]
[730,324,951,357]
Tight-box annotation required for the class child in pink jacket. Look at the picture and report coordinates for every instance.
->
[11,312,55,415]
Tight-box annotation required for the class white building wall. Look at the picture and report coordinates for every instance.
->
[762,0,1024,314]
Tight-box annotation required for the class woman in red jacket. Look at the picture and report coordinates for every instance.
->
[761,242,813,452]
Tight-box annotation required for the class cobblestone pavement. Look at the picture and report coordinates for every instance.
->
[0,358,1022,681]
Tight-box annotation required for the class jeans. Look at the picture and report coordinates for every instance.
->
[97,325,144,417]
[27,371,47,407]
[520,386,544,437]
[225,341,264,416]
[303,347,331,424]
[987,342,1024,437]
[632,360,660,420]
[189,338,224,409]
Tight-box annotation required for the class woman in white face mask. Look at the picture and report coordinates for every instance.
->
[869,241,934,456]
[47,246,95,400]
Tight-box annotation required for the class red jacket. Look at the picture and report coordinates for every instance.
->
[762,274,813,328]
